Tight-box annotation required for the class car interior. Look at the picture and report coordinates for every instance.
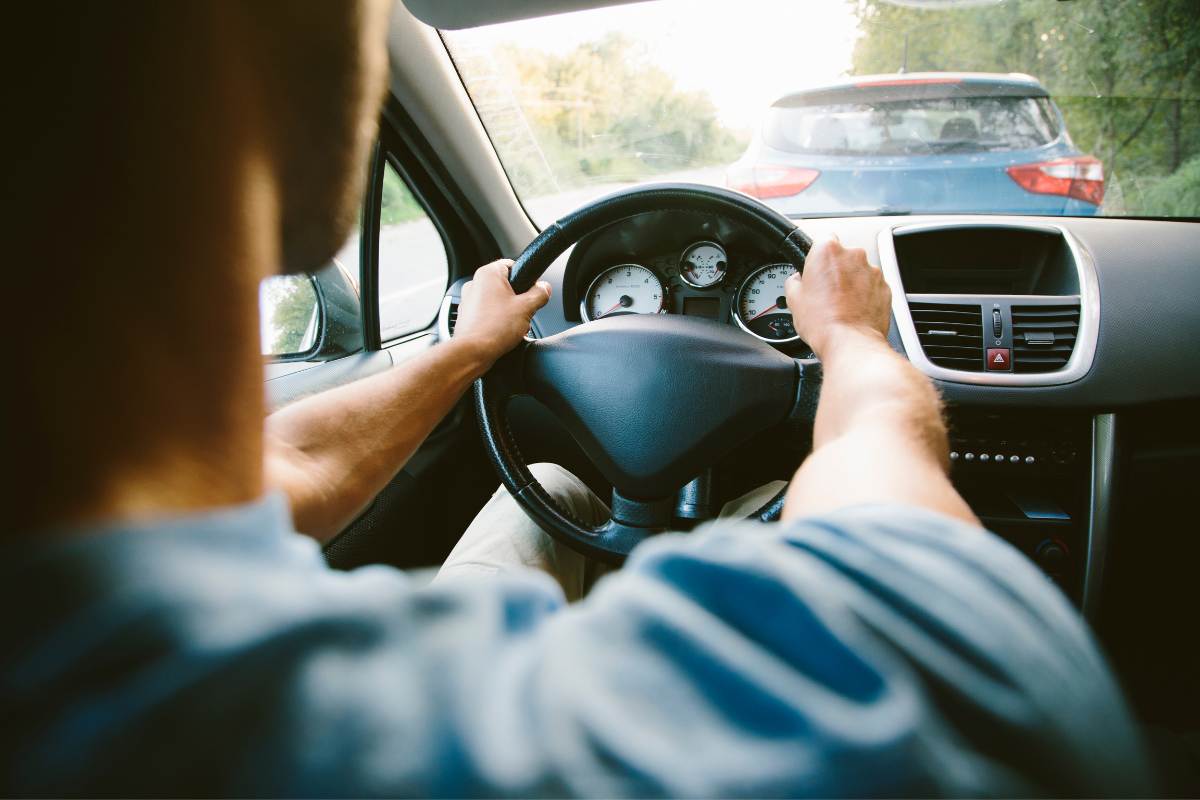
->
[260,0,1199,790]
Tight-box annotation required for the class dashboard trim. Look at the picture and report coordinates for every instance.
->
[437,293,455,342]
[1083,412,1116,620]
[877,219,1101,386]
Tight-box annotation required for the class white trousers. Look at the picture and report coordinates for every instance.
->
[436,463,786,602]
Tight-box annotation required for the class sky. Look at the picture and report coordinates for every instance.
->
[442,0,866,130]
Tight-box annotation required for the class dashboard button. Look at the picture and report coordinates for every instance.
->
[986,347,1011,371]
[964,452,976,462]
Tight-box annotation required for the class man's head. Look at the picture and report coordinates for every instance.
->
[4,1,392,531]
[240,1,393,274]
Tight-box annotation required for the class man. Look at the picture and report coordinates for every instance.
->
[2,1,1150,796]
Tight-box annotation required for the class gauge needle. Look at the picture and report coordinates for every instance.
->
[600,295,633,317]
[747,304,778,322]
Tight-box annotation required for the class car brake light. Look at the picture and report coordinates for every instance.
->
[1006,156,1105,205]
[727,166,820,199]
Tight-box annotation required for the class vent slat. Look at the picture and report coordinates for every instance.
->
[1015,320,1077,331]
[1011,303,1079,373]
[923,348,983,360]
[910,302,983,372]
[915,322,981,334]
[1012,309,1080,319]
[447,304,459,337]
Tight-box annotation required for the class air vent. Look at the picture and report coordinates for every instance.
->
[1012,304,1079,373]
[446,302,459,336]
[909,301,983,371]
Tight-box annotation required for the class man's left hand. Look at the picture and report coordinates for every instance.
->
[453,259,552,366]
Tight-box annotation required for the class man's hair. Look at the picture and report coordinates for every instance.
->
[5,1,388,276]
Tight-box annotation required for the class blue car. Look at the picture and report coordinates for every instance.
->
[727,72,1104,216]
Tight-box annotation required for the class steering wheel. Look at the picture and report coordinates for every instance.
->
[474,183,821,564]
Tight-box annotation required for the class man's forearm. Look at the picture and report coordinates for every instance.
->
[813,326,949,464]
[782,326,976,525]
[264,338,493,541]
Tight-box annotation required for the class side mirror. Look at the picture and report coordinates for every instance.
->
[259,261,364,361]
[260,274,320,358]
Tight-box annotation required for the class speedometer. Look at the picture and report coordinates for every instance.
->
[582,264,665,321]
[734,263,800,342]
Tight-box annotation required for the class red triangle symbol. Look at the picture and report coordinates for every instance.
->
[993,353,1006,364]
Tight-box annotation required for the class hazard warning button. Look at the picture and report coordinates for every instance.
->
[986,347,1011,371]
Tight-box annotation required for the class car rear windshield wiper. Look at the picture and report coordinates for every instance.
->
[923,138,1009,153]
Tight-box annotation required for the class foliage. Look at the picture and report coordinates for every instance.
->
[262,275,318,356]
[381,166,425,226]
[1138,155,1200,216]
[467,33,746,197]
[848,0,1200,215]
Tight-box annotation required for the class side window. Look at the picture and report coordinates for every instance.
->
[378,162,449,342]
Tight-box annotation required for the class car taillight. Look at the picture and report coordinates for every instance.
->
[727,165,820,199]
[1006,156,1105,205]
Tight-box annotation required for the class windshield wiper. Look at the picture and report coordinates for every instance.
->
[924,138,1008,153]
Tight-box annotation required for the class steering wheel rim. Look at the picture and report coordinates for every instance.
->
[474,183,817,564]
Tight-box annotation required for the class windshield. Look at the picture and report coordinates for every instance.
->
[441,0,1198,225]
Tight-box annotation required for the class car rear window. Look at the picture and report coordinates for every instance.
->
[762,95,1062,156]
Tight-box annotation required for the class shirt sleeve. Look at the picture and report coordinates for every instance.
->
[16,506,1151,797]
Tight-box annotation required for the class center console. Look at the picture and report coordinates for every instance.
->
[878,221,1108,609]
[945,409,1107,607]
[878,220,1100,387]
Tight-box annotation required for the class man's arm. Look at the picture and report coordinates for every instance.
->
[264,260,549,541]
[781,239,977,525]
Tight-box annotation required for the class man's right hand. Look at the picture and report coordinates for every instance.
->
[453,259,552,367]
[784,238,892,359]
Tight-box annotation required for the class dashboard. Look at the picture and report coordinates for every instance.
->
[518,211,1200,407]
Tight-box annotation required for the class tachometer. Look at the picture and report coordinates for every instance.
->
[734,263,800,342]
[679,241,727,288]
[582,264,665,321]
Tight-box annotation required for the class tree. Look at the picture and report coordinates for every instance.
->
[465,33,746,196]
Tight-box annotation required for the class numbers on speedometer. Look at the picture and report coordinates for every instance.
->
[583,264,665,321]
[735,263,800,343]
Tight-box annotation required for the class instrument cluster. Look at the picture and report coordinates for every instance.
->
[579,240,810,354]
